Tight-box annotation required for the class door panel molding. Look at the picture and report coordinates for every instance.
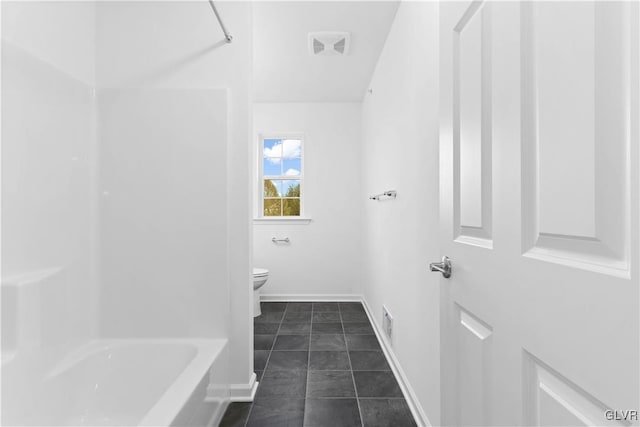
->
[456,304,494,426]
[523,352,630,427]
[453,0,493,249]
[521,1,632,278]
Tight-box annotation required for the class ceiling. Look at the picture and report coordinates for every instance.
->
[252,1,400,103]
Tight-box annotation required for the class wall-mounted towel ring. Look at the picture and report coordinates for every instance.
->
[272,237,290,243]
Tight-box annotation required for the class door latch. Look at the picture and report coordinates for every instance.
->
[430,256,452,278]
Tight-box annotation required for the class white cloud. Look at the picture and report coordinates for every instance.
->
[282,140,302,158]
[263,145,280,159]
[285,168,300,176]
[264,139,301,164]
[265,157,281,165]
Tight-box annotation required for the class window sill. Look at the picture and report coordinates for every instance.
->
[253,217,312,225]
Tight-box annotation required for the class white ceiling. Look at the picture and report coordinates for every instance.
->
[252,1,400,102]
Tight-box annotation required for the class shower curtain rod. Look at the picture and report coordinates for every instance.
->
[208,0,233,43]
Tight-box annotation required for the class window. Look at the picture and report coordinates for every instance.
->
[260,136,303,217]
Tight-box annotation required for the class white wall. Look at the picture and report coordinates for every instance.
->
[97,88,229,338]
[1,1,96,86]
[94,1,254,386]
[253,103,362,297]
[361,2,441,425]
[1,0,97,352]
[1,2,98,417]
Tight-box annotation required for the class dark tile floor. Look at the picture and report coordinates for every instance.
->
[220,302,417,427]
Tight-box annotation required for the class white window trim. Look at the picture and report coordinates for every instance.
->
[256,133,310,223]
[253,217,312,225]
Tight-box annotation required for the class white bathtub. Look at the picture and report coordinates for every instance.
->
[2,339,228,426]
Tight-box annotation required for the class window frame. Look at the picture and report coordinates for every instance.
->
[258,133,305,219]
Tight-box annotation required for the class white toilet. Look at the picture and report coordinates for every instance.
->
[253,268,269,317]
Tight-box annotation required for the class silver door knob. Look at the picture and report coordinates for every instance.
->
[430,256,452,278]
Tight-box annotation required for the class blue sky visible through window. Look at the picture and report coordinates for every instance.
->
[263,139,301,177]
[263,138,302,216]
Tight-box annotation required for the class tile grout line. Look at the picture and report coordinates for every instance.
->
[303,303,314,424]
[340,304,365,427]
[237,303,405,426]
[243,302,288,427]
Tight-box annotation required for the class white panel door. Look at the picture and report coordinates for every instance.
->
[439,1,639,426]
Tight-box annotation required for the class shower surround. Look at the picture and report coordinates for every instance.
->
[1,1,254,425]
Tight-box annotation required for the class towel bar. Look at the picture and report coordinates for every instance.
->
[272,237,290,243]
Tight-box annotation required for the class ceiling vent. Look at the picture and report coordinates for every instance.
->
[308,32,351,56]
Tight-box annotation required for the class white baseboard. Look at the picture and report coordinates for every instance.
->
[260,293,362,302]
[228,372,258,402]
[361,298,431,427]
